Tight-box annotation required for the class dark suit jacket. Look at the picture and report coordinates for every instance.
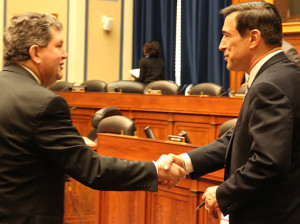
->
[187,52,300,224]
[135,56,166,84]
[0,64,157,224]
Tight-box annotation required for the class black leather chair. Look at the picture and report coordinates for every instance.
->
[106,80,145,93]
[49,81,73,91]
[80,80,107,92]
[87,106,122,141]
[218,118,238,138]
[144,80,179,95]
[97,115,136,136]
[189,82,225,96]
[236,85,247,94]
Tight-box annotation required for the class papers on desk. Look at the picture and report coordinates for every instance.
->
[129,68,140,78]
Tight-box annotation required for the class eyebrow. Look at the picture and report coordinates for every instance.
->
[222,30,230,35]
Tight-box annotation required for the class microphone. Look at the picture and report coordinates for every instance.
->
[218,88,231,96]
[179,130,191,143]
[61,82,75,91]
[144,125,155,139]
[177,84,187,95]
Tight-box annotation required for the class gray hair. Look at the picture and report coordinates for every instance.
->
[3,12,63,65]
[220,1,282,47]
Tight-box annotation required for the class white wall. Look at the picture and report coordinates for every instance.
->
[0,0,133,84]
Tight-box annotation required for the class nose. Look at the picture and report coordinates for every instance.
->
[219,36,226,52]
[62,48,68,59]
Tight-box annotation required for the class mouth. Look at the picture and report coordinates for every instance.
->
[60,63,64,70]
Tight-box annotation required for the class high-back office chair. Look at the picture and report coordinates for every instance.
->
[218,118,238,138]
[87,106,122,141]
[97,115,136,136]
[80,80,107,92]
[106,80,145,93]
[49,81,73,91]
[236,85,247,94]
[144,80,179,95]
[189,83,225,96]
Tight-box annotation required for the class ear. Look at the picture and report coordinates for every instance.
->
[29,45,41,64]
[249,29,261,49]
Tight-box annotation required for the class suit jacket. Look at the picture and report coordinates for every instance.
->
[187,52,300,224]
[0,64,158,224]
[135,56,166,84]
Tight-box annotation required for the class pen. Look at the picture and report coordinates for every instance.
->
[196,201,205,210]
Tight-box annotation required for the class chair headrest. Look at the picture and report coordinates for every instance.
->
[80,80,107,92]
[236,85,247,94]
[218,118,238,138]
[106,80,145,93]
[91,106,122,129]
[189,83,225,96]
[144,80,179,95]
[49,81,73,91]
[97,115,136,136]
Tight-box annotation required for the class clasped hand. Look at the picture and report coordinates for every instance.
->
[156,153,186,189]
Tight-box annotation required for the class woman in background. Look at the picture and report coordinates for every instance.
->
[134,41,166,84]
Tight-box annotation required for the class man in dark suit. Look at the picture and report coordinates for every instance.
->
[0,12,185,224]
[163,2,300,223]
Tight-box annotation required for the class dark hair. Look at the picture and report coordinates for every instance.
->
[220,1,282,47]
[143,41,161,57]
[3,12,62,65]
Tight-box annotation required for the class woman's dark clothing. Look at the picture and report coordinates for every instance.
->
[135,56,166,84]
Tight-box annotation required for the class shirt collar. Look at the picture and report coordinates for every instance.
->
[247,50,282,87]
[20,65,41,84]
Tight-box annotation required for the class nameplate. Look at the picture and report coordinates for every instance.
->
[233,94,245,98]
[71,86,86,92]
[168,135,185,143]
[147,89,162,95]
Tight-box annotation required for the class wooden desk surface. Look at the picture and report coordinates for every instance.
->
[56,91,243,146]
[97,133,224,185]
[56,91,243,116]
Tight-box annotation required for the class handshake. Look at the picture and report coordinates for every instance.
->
[156,154,186,189]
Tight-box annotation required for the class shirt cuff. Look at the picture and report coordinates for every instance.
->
[180,153,194,174]
[152,161,158,174]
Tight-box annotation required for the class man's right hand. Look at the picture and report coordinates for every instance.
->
[156,154,186,189]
